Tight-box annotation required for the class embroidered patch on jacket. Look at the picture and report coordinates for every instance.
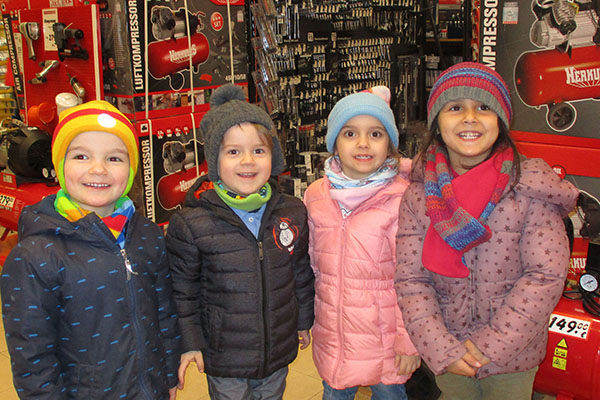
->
[273,217,299,254]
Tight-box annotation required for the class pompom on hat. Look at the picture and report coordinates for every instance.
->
[427,61,512,130]
[52,100,139,195]
[326,86,399,153]
[200,84,285,182]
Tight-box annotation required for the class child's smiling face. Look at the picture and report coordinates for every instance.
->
[63,131,130,217]
[218,123,272,196]
[334,114,390,180]
[437,98,500,174]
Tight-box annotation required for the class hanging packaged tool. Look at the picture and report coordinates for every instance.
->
[53,22,89,61]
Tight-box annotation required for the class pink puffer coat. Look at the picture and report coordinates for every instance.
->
[305,165,418,390]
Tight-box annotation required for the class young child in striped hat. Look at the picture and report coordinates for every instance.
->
[395,62,579,400]
[1,100,181,399]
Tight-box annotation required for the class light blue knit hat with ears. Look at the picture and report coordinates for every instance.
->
[326,86,399,153]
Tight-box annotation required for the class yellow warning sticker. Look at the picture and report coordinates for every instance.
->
[554,348,567,358]
[557,338,568,348]
[552,357,567,370]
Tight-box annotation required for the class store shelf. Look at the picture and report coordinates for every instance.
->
[426,38,463,42]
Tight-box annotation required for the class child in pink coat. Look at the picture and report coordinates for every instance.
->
[304,87,420,400]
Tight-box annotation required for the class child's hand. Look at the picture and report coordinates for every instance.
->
[464,339,491,367]
[298,330,311,349]
[446,355,479,376]
[447,339,491,376]
[169,386,178,400]
[178,350,205,389]
[394,354,421,376]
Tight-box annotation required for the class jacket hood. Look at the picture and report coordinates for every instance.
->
[409,154,578,217]
[306,169,411,209]
[184,175,212,207]
[17,195,123,243]
[18,196,76,240]
[515,158,578,216]
[184,175,283,208]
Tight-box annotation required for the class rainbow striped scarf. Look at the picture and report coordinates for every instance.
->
[54,189,135,249]
[422,145,513,277]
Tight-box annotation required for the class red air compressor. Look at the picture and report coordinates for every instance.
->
[147,33,210,79]
[534,193,600,399]
[156,139,206,210]
[514,0,600,132]
[514,45,600,132]
[156,166,206,210]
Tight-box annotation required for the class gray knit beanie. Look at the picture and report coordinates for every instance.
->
[200,84,286,182]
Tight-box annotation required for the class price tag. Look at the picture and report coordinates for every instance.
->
[42,8,58,52]
[0,193,15,210]
[548,313,591,340]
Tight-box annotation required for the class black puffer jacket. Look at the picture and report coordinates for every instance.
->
[0,196,181,399]
[166,177,314,378]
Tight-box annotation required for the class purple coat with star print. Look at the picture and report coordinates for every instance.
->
[395,157,579,378]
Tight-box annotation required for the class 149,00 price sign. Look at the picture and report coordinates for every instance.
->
[548,313,590,339]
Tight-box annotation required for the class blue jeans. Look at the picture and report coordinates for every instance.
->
[206,367,288,400]
[322,380,408,400]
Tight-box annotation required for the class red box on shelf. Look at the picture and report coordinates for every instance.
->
[101,0,249,122]
[132,111,207,225]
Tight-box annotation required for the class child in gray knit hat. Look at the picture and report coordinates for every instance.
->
[166,84,314,399]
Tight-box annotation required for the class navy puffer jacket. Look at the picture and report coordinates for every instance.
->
[1,195,181,399]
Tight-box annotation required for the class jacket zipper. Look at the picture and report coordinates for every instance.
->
[258,241,264,261]
[257,240,269,376]
[468,253,475,325]
[332,218,347,380]
[121,248,153,399]
[121,248,138,280]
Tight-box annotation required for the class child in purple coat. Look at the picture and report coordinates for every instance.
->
[395,62,579,400]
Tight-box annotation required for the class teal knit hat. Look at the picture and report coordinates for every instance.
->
[326,88,399,153]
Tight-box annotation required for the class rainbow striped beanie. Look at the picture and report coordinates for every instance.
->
[52,100,139,195]
[427,62,512,130]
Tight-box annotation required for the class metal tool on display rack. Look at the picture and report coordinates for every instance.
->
[52,22,89,61]
[29,60,59,85]
[18,22,40,60]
